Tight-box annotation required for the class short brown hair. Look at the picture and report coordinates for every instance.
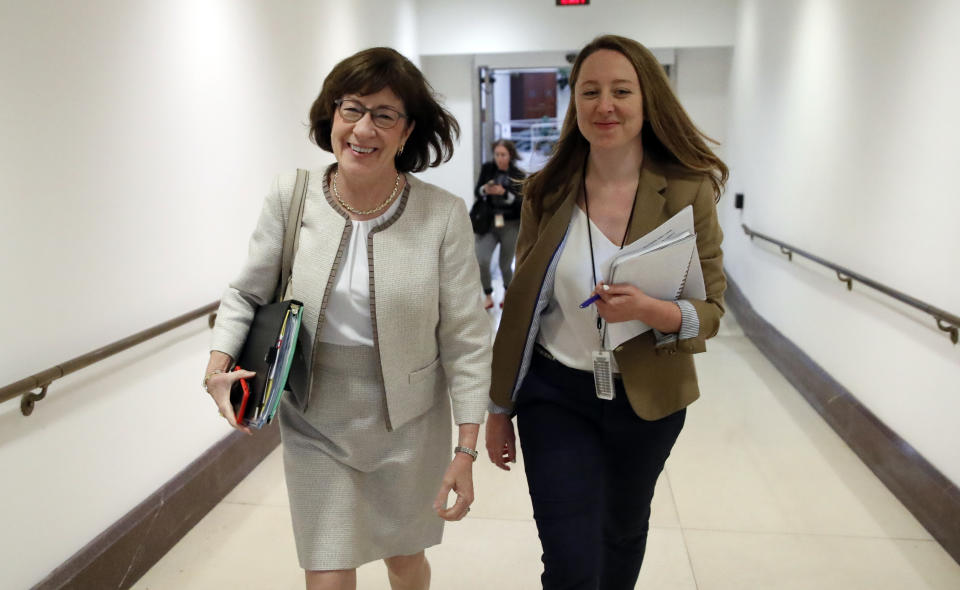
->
[491,139,520,164]
[527,35,728,206]
[309,47,460,173]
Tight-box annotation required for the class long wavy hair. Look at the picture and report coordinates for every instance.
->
[525,35,727,208]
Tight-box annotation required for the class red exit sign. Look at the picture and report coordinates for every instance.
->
[557,0,589,5]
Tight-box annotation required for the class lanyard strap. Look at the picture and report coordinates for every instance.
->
[581,158,640,339]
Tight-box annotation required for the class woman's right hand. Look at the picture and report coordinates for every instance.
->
[205,370,255,435]
[485,413,516,471]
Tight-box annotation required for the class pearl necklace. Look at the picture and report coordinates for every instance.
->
[333,170,402,216]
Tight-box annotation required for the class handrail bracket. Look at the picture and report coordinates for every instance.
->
[936,319,958,345]
[779,246,793,261]
[836,272,853,291]
[21,384,50,416]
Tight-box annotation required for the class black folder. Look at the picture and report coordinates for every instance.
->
[230,298,305,425]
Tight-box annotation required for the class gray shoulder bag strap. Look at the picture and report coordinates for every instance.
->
[276,169,309,302]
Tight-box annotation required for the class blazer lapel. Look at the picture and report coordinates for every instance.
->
[531,194,577,264]
[625,157,669,243]
[501,189,573,321]
[494,174,578,397]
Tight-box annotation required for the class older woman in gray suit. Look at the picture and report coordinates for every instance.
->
[202,47,491,590]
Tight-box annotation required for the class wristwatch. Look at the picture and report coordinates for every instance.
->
[454,446,478,461]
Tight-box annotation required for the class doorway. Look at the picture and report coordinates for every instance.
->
[477,67,570,173]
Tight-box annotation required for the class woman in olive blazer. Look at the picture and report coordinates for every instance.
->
[487,156,725,419]
[484,35,727,590]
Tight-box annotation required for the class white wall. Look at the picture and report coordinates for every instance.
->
[0,1,416,587]
[721,0,960,485]
[676,47,733,159]
[416,0,738,55]
[416,54,477,203]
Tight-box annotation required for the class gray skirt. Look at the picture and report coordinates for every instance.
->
[278,342,452,571]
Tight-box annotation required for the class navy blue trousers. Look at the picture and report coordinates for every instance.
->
[515,352,686,590]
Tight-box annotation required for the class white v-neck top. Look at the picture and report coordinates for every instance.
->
[537,206,622,372]
[318,194,403,347]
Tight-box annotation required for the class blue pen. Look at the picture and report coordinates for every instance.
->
[579,294,601,308]
[579,284,609,308]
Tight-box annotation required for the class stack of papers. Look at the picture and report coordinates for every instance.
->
[602,205,706,349]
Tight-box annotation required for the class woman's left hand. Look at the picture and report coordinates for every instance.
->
[594,282,684,333]
[594,282,651,324]
[433,454,474,521]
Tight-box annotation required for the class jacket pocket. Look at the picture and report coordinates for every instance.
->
[408,356,442,384]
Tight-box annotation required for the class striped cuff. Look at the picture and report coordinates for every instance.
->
[654,299,700,346]
[488,400,512,414]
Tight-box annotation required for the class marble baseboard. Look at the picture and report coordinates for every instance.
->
[33,424,281,589]
[724,275,959,566]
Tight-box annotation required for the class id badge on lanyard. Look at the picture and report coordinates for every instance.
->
[582,155,635,402]
[592,349,615,400]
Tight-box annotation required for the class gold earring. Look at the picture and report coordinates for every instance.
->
[397,143,405,157]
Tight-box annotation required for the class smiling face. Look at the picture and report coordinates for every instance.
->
[331,87,415,180]
[493,144,511,171]
[574,49,644,153]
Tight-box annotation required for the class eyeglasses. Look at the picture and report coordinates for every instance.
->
[334,98,408,129]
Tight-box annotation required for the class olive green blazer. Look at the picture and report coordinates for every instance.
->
[489,155,726,420]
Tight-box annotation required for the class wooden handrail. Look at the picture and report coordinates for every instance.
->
[0,302,219,416]
[742,224,959,345]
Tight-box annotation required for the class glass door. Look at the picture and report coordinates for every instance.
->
[477,66,569,173]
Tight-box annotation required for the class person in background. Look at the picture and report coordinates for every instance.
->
[473,139,525,309]
[204,47,491,590]
[485,34,727,590]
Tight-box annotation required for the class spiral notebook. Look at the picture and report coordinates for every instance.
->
[601,206,706,349]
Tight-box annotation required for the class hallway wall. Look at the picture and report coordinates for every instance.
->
[0,1,416,588]
[720,0,960,485]
[415,0,737,55]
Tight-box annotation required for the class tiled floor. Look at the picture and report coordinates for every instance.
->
[134,311,960,589]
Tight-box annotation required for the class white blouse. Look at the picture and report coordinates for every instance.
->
[318,194,403,347]
[537,205,622,372]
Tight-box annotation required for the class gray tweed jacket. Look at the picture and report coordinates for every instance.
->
[211,166,491,430]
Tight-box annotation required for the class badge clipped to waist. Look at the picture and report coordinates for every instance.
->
[494,213,505,228]
[592,349,615,400]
